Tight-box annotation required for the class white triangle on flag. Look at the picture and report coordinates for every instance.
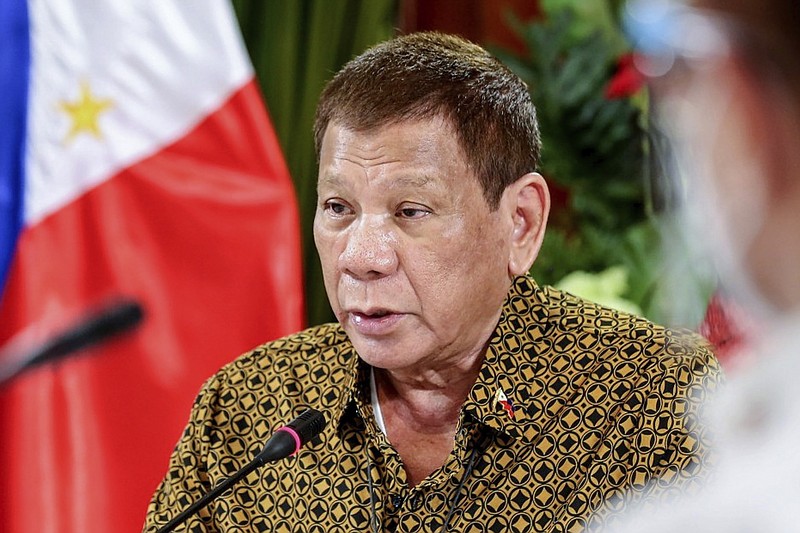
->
[25,0,253,225]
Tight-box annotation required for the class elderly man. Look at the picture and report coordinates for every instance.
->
[144,32,720,532]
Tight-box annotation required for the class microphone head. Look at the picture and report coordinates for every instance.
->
[0,298,145,386]
[43,298,145,362]
[287,408,327,445]
[254,408,327,464]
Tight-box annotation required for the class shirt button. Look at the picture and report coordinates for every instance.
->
[409,495,421,511]
[392,495,404,508]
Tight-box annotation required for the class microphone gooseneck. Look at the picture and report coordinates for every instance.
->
[156,408,326,533]
[0,298,144,386]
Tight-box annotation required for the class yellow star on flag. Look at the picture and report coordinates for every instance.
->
[59,81,114,142]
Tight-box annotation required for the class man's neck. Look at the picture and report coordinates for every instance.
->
[372,352,486,486]
[374,348,485,431]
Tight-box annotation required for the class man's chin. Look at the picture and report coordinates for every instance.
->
[348,335,421,371]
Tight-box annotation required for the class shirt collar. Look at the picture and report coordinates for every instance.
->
[330,275,571,444]
[315,324,361,432]
[462,275,555,442]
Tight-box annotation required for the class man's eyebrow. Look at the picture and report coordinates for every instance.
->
[318,173,435,189]
[388,174,433,189]
[319,174,340,185]
[317,174,347,191]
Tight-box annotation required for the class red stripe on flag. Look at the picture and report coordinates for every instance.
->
[0,79,304,532]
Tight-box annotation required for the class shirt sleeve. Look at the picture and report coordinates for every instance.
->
[142,374,223,533]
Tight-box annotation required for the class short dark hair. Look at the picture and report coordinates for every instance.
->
[313,32,540,209]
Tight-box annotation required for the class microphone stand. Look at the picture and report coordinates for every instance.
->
[156,408,326,533]
[156,453,266,533]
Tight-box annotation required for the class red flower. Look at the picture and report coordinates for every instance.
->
[605,53,645,99]
[698,290,760,368]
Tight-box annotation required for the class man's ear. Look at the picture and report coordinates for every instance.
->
[504,172,550,277]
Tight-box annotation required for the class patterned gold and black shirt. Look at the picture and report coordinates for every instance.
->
[144,276,721,532]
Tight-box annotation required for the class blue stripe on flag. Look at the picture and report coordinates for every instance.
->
[0,0,29,296]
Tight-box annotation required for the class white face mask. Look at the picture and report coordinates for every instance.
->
[626,0,791,320]
[656,59,775,320]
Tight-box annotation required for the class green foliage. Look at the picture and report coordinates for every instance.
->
[494,1,666,319]
[556,266,642,316]
[539,0,628,54]
[232,0,398,326]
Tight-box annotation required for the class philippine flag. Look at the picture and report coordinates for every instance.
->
[0,1,304,531]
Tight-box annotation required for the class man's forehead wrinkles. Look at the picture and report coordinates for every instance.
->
[338,153,401,167]
[335,135,390,160]
[318,171,436,191]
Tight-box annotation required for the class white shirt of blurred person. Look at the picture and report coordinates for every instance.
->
[615,0,800,531]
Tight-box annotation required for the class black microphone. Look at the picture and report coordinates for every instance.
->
[156,408,327,533]
[0,298,144,386]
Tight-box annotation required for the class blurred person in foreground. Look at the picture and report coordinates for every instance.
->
[144,32,721,532]
[614,0,800,530]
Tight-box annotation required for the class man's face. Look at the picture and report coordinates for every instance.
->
[313,117,515,373]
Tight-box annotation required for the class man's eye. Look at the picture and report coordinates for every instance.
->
[324,201,351,216]
[397,206,430,219]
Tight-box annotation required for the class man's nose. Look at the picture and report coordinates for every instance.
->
[338,215,398,280]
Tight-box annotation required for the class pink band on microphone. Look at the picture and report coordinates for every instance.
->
[278,426,302,456]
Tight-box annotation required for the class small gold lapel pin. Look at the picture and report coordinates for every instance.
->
[494,387,516,420]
